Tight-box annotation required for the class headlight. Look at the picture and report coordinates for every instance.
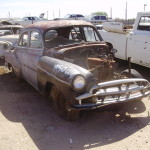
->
[72,75,86,91]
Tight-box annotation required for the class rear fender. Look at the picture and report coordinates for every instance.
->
[5,50,21,76]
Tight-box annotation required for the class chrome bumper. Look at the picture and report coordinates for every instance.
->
[74,78,150,109]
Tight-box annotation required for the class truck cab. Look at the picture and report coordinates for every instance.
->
[127,12,150,67]
[99,12,150,68]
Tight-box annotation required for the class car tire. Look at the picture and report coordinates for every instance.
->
[49,85,80,121]
[121,69,143,101]
[121,69,143,78]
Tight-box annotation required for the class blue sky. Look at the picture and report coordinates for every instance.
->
[0,0,150,19]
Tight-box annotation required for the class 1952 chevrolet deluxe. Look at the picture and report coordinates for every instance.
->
[4,20,150,121]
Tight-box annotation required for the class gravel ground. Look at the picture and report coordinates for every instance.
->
[0,59,150,150]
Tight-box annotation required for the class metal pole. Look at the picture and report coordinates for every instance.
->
[110,7,112,18]
[47,11,48,20]
[53,10,55,19]
[8,12,10,19]
[128,57,131,78]
[59,9,60,18]
[125,2,127,21]
[144,4,147,11]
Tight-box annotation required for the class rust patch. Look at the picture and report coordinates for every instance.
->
[87,57,115,81]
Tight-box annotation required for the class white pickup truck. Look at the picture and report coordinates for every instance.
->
[99,12,150,68]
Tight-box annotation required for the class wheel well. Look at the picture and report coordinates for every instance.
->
[121,69,143,78]
[7,63,12,70]
[45,82,54,98]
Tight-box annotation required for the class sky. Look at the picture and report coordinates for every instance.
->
[0,0,150,20]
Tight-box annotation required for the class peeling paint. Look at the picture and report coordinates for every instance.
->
[53,64,79,79]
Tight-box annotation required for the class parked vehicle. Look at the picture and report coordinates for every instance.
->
[0,35,19,57]
[99,12,150,68]
[5,20,150,121]
[95,24,103,30]
[0,25,23,36]
[87,15,107,23]
[8,13,46,27]
[0,25,23,57]
[64,14,85,20]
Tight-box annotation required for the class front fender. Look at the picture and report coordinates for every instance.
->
[37,56,97,100]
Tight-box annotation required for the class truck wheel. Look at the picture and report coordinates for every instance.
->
[50,85,80,121]
[121,69,143,101]
[121,69,143,78]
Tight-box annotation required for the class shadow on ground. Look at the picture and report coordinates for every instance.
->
[0,67,150,150]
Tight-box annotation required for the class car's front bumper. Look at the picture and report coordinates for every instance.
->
[73,78,150,109]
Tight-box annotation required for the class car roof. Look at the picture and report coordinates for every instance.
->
[0,25,23,29]
[25,20,94,32]
[66,14,84,17]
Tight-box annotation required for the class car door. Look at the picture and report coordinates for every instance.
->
[15,30,44,88]
[15,31,29,81]
[25,30,44,88]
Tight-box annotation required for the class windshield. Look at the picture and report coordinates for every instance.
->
[44,26,100,48]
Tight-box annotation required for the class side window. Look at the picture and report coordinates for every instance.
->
[30,31,42,48]
[18,32,28,47]
[45,30,58,40]
[137,16,150,31]
[44,30,58,48]
[83,27,99,42]
[69,27,81,41]
[101,16,107,20]
[94,16,99,20]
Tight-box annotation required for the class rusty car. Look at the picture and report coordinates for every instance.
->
[0,24,23,36]
[0,25,23,57]
[4,20,150,121]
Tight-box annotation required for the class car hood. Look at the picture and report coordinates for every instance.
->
[0,35,19,57]
[0,34,19,44]
[45,42,109,60]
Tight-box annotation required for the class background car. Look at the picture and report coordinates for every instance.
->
[0,25,22,57]
[8,13,46,27]
[87,15,107,23]
[95,24,103,30]
[0,25,23,36]
[64,14,85,20]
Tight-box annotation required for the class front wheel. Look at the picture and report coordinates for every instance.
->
[49,85,80,121]
[121,69,143,101]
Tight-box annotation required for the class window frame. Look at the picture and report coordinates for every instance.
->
[18,29,44,49]
[18,31,29,47]
[29,30,43,49]
[137,16,150,31]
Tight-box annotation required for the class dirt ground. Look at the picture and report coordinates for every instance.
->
[0,59,150,150]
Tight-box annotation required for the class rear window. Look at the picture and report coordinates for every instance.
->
[138,16,150,31]
[77,14,84,17]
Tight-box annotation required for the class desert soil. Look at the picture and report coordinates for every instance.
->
[0,59,150,150]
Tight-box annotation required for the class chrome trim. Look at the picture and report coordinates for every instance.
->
[75,78,150,106]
